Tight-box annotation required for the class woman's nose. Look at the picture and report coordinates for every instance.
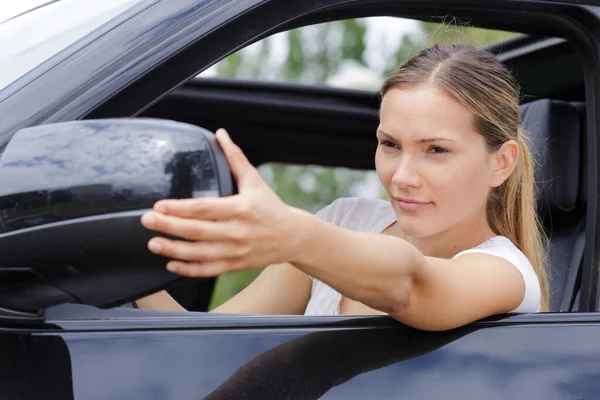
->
[391,157,421,188]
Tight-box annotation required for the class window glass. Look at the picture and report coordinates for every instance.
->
[198,17,517,91]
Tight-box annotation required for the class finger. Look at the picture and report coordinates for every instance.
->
[166,260,237,278]
[148,237,247,262]
[215,129,259,183]
[154,196,242,220]
[141,211,233,241]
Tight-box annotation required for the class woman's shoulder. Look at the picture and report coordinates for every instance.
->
[454,236,541,313]
[454,236,526,262]
[315,197,395,232]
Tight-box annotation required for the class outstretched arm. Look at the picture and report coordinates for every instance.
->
[292,220,525,330]
[141,129,526,330]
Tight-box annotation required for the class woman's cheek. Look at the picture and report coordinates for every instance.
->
[375,155,395,188]
[428,161,473,206]
[442,161,490,212]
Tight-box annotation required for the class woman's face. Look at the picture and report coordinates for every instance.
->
[376,85,502,238]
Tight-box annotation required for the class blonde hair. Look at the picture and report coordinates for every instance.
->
[381,44,549,312]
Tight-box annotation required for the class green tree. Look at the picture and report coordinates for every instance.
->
[421,20,514,47]
[385,20,515,75]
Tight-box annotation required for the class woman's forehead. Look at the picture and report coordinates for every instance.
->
[379,86,479,141]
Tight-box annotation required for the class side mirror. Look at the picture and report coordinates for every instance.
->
[0,119,232,317]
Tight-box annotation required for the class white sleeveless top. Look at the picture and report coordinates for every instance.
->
[304,197,541,316]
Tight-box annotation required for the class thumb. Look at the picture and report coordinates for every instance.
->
[215,128,258,183]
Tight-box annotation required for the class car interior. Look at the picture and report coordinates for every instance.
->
[521,98,585,312]
[132,27,590,314]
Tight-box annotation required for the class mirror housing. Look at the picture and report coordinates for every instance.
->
[0,119,232,316]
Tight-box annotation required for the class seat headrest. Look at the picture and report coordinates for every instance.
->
[519,99,581,216]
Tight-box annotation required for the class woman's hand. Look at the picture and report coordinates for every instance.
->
[140,129,307,278]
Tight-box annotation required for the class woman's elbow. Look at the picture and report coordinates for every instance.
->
[369,275,414,315]
[379,251,421,313]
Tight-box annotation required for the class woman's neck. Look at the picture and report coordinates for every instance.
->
[386,209,496,259]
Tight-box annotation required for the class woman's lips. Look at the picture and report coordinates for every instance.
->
[394,198,432,212]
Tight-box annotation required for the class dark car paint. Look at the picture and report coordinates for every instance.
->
[3,313,600,399]
[2,0,600,398]
[0,0,265,146]
[0,119,229,233]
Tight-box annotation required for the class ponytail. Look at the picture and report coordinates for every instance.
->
[487,128,549,312]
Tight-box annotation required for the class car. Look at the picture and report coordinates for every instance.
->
[0,0,599,398]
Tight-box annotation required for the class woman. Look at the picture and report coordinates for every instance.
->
[136,44,548,331]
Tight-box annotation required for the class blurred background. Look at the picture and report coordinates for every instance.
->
[197,17,516,309]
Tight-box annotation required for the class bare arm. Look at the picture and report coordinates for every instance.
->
[139,129,527,330]
[136,262,312,315]
[292,215,525,331]
[136,290,186,312]
[211,262,312,314]
[389,253,525,330]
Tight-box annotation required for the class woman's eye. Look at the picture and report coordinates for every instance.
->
[379,140,397,149]
[428,146,449,154]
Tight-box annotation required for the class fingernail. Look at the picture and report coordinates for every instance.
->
[141,213,156,227]
[217,129,230,139]
[148,239,162,253]
[167,263,178,273]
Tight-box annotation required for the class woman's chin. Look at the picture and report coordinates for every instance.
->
[396,223,422,238]
[396,219,439,238]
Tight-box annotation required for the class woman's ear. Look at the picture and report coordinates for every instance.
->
[490,139,519,188]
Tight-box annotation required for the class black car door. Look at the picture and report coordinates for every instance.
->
[2,309,600,399]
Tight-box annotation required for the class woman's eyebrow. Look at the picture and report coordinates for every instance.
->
[377,130,456,144]
[417,137,457,144]
[376,130,397,141]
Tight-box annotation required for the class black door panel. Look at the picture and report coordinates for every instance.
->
[3,318,599,399]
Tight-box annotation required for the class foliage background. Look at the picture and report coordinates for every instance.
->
[206,18,515,310]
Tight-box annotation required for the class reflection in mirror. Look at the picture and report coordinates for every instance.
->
[0,119,222,233]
